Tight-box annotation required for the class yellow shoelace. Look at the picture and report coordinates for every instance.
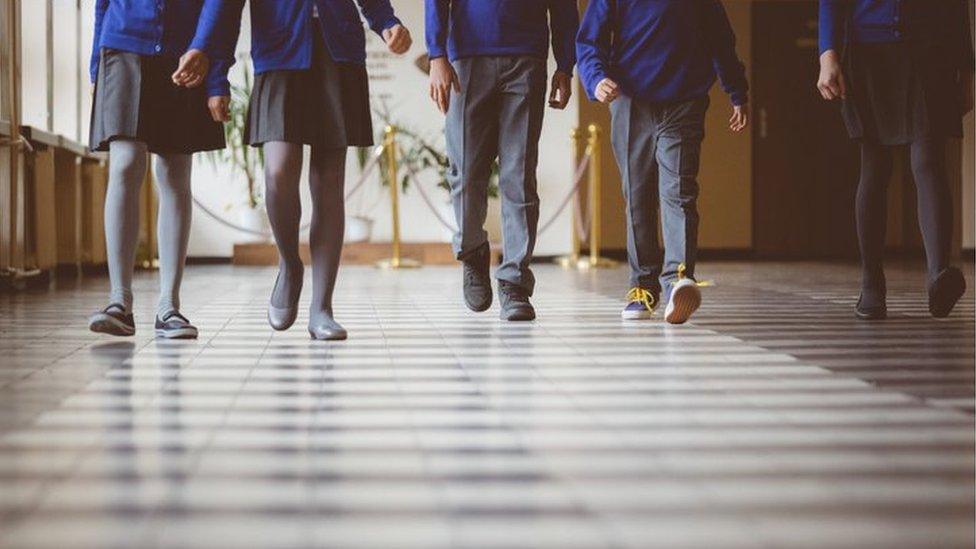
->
[678,263,714,287]
[626,287,657,312]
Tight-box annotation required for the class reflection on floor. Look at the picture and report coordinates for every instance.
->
[0,262,973,548]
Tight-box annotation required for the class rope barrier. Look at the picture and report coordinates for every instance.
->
[397,144,460,234]
[189,144,385,238]
[537,151,591,237]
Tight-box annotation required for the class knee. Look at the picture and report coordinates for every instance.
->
[661,177,699,206]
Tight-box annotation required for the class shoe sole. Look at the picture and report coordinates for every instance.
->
[309,331,348,341]
[89,314,135,337]
[665,285,701,325]
[930,269,966,318]
[855,308,887,321]
[621,309,653,321]
[155,327,198,340]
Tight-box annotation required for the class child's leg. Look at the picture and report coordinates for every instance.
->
[105,140,149,312]
[855,142,893,301]
[153,153,193,318]
[307,145,346,336]
[655,98,707,299]
[263,142,305,310]
[494,57,546,295]
[909,138,953,281]
[610,95,663,293]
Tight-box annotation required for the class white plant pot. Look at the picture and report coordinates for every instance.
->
[238,207,270,243]
[345,215,374,243]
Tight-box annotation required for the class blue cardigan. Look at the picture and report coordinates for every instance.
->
[90,0,229,97]
[424,0,580,75]
[214,0,401,85]
[819,0,975,71]
[577,0,749,106]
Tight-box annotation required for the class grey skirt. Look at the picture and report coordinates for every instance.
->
[89,48,225,154]
[245,27,373,148]
[842,41,966,145]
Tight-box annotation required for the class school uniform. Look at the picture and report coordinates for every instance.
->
[89,0,228,154]
[214,0,401,148]
[577,0,748,297]
[819,0,974,145]
[425,0,580,294]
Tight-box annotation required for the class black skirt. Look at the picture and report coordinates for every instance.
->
[245,26,373,148]
[842,41,966,145]
[89,48,225,154]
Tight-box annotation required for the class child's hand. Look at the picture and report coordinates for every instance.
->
[429,57,460,114]
[208,96,231,122]
[729,104,748,132]
[382,24,412,55]
[172,49,209,88]
[549,71,573,110]
[595,78,619,104]
[817,50,846,100]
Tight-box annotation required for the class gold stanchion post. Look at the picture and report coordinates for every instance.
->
[579,124,618,269]
[557,128,582,268]
[377,125,420,269]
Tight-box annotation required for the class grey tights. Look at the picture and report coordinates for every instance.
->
[262,142,346,330]
[104,139,192,318]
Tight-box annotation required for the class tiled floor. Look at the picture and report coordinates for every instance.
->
[0,261,973,548]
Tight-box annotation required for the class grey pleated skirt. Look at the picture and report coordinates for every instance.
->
[89,48,226,154]
[245,26,373,148]
[842,41,966,145]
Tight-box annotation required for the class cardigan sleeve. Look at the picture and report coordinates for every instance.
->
[201,0,246,98]
[549,0,580,75]
[89,0,109,83]
[575,0,613,100]
[818,0,849,55]
[356,0,401,37]
[425,0,450,59]
[704,0,749,106]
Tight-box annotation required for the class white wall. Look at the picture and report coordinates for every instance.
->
[187,0,578,257]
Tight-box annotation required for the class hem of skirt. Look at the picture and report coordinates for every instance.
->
[91,134,226,154]
[248,137,374,148]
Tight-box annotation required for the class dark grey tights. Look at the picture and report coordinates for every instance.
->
[263,142,346,331]
[856,139,953,301]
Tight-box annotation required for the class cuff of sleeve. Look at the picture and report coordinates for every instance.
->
[189,37,210,54]
[206,82,230,98]
[372,17,401,35]
[556,63,575,76]
[427,46,447,60]
[730,93,749,107]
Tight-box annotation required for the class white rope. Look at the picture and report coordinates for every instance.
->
[190,144,385,238]
[537,151,591,237]
[397,144,459,233]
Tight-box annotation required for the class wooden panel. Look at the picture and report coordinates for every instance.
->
[233,241,499,267]
[53,148,80,266]
[81,158,107,264]
[29,146,57,269]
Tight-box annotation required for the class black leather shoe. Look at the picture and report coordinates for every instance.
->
[929,267,966,319]
[89,304,136,336]
[855,295,887,320]
[499,280,535,321]
[461,243,492,312]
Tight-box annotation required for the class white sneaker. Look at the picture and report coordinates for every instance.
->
[664,278,701,325]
